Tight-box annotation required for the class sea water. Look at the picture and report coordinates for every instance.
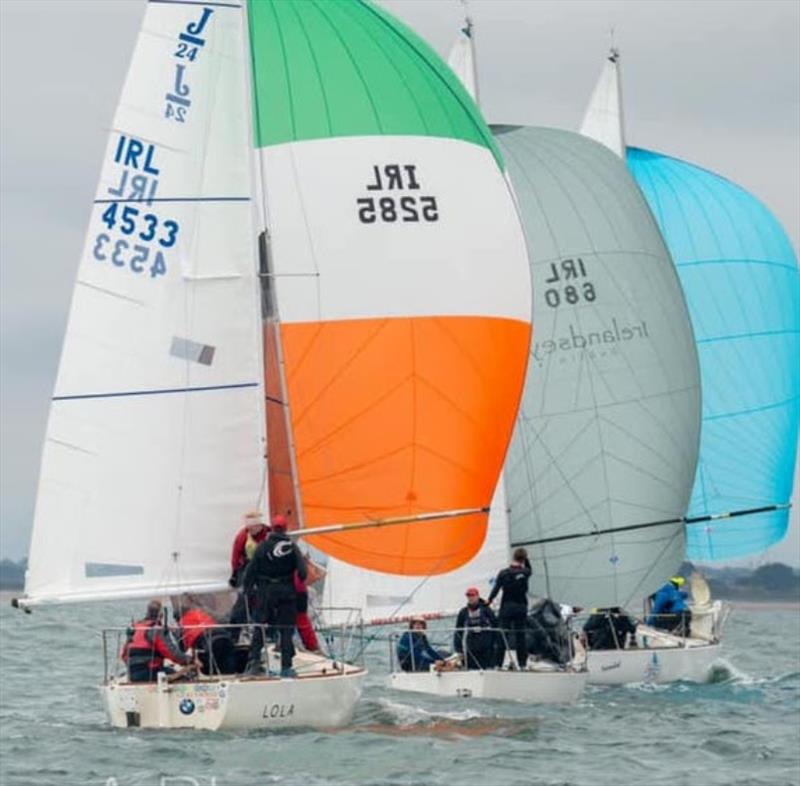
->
[1,601,798,786]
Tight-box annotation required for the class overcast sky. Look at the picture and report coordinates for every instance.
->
[1,0,798,565]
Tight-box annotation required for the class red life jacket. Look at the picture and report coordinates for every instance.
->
[180,608,217,650]
[127,618,163,670]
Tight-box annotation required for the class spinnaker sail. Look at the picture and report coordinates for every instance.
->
[496,126,701,609]
[628,148,800,561]
[248,0,531,577]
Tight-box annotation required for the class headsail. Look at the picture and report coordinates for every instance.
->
[246,0,531,576]
[25,2,263,604]
[628,149,800,561]
[579,47,625,159]
[496,126,701,609]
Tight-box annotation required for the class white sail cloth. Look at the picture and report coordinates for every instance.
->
[579,50,626,158]
[25,2,264,604]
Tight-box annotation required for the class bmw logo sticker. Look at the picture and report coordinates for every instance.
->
[179,698,195,715]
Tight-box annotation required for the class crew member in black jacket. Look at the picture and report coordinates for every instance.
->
[487,547,532,669]
[243,515,307,677]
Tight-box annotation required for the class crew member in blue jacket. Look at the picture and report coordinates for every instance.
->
[647,576,691,634]
[396,617,445,672]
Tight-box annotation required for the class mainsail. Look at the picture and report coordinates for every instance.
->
[496,126,701,610]
[579,48,625,158]
[628,149,800,561]
[580,49,799,562]
[23,0,532,605]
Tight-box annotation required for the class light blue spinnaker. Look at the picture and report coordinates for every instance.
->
[628,148,800,561]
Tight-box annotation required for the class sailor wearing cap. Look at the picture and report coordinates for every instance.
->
[646,576,692,634]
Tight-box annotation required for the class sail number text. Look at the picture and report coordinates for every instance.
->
[543,257,597,308]
[357,164,439,224]
[91,202,180,279]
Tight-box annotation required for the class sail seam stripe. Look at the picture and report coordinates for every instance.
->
[53,383,259,401]
[148,1,241,8]
[93,197,250,204]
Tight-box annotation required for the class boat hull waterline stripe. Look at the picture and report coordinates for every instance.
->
[510,503,792,548]
[53,383,259,402]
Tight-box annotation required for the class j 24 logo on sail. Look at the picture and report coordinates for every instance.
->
[91,202,180,279]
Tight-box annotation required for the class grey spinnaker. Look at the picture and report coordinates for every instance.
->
[495,126,701,610]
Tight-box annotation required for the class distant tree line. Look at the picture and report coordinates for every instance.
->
[1,557,798,599]
[0,559,26,589]
[680,561,800,601]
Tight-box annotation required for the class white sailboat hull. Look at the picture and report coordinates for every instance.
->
[390,667,587,704]
[103,664,366,730]
[587,642,721,685]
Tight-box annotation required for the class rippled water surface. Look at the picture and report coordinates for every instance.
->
[1,601,798,786]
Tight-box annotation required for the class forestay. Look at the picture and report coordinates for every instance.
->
[496,126,701,609]
[247,0,531,577]
[26,1,263,604]
[628,148,800,561]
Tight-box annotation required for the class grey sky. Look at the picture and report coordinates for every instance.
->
[1,0,798,565]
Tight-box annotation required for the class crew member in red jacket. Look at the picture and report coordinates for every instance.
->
[229,510,270,586]
[294,571,321,653]
[177,605,237,675]
[229,511,270,629]
[122,600,192,682]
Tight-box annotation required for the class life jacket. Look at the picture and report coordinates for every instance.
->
[180,608,217,650]
[464,605,493,629]
[127,618,163,671]
[244,533,259,562]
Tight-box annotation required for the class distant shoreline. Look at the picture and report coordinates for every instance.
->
[2,589,797,612]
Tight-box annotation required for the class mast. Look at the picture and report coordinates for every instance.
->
[579,44,626,158]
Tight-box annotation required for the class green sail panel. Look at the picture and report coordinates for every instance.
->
[246,0,501,165]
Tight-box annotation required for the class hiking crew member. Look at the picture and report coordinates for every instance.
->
[647,576,691,634]
[488,548,532,669]
[243,515,306,677]
[396,617,445,672]
[177,605,237,675]
[123,600,192,682]
[454,587,499,669]
[229,511,270,629]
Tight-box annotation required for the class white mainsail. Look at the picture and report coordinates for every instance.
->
[25,2,264,604]
[447,12,479,106]
[579,48,625,158]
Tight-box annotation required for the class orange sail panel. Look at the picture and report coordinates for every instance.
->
[281,315,531,575]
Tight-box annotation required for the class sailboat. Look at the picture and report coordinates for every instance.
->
[14,0,533,730]
[578,47,799,682]
[321,11,591,707]
[446,14,729,686]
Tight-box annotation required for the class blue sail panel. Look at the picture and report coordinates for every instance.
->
[627,147,800,561]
